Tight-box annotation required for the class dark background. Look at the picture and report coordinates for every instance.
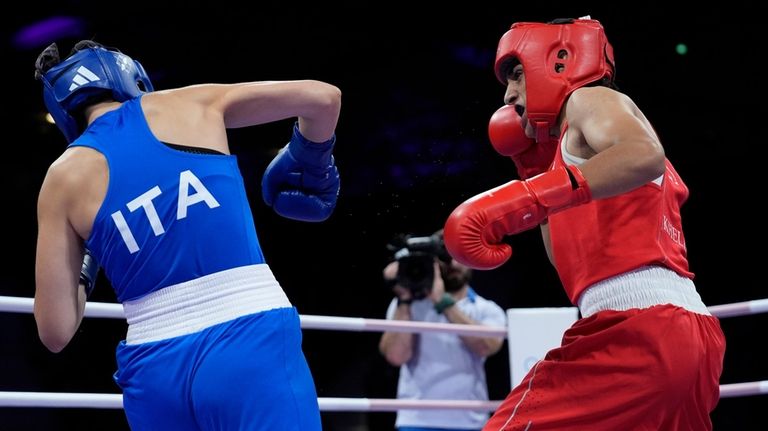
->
[1,2,764,430]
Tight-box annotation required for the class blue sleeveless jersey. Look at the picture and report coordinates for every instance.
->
[71,96,266,301]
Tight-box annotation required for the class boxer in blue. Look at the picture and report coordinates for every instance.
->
[32,40,341,430]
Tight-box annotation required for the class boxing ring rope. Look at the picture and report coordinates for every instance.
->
[3,295,766,328]
[0,296,506,337]
[0,391,503,411]
[706,298,768,318]
[1,295,767,410]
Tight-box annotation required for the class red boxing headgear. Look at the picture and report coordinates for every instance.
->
[494,17,615,143]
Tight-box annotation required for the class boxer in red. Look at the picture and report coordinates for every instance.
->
[444,17,726,430]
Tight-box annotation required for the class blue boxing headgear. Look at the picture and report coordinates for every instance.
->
[36,42,154,143]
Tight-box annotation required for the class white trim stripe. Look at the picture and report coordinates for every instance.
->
[77,66,100,81]
[124,264,291,344]
[578,266,710,317]
[68,66,101,91]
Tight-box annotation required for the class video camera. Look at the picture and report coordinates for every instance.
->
[387,231,451,299]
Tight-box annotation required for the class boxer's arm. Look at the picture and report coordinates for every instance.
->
[34,161,87,353]
[157,81,340,153]
[444,165,591,270]
[540,223,555,267]
[176,81,341,141]
[165,81,343,222]
[565,87,666,199]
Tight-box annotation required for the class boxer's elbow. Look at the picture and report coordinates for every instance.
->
[34,311,77,353]
[636,143,666,181]
[37,326,74,353]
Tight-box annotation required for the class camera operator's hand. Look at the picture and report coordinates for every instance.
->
[383,261,413,303]
[429,261,460,315]
[427,261,446,303]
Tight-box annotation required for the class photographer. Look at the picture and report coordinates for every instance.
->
[378,230,506,431]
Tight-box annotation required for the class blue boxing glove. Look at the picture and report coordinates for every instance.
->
[261,123,340,222]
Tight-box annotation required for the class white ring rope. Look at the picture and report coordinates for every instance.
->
[300,314,507,337]
[706,298,768,318]
[0,296,506,337]
[0,392,122,409]
[1,294,766,410]
[2,295,767,328]
[1,381,766,410]
[0,392,503,411]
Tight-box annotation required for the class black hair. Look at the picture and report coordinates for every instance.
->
[587,76,618,90]
[70,39,104,55]
[34,43,61,80]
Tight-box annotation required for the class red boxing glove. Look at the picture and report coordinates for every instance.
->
[488,105,557,180]
[444,165,591,270]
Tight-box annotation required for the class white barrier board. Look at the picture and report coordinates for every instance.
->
[506,307,579,388]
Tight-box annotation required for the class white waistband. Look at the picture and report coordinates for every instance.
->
[577,266,710,318]
[124,264,291,345]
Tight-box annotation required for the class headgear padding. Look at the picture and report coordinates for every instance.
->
[37,43,154,143]
[494,18,615,143]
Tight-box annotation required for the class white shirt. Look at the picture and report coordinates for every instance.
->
[385,288,507,429]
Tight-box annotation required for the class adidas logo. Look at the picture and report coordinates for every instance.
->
[116,54,131,72]
[69,66,100,92]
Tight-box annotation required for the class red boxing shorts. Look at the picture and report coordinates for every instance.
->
[484,305,725,430]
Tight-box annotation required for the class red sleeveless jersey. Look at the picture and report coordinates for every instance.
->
[548,131,693,304]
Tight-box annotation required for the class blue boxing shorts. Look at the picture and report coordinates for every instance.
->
[115,307,320,430]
